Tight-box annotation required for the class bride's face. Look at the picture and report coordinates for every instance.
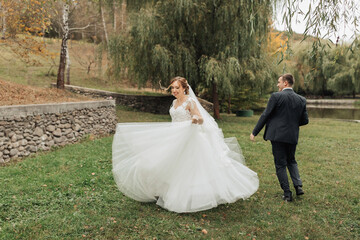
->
[171,80,184,99]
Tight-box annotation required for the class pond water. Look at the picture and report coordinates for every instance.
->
[307,106,360,120]
[254,105,360,120]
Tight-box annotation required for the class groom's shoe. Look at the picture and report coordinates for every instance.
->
[295,186,304,196]
[282,191,293,202]
[282,195,293,202]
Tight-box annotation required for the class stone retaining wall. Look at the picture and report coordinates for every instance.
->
[0,100,116,164]
[51,84,214,114]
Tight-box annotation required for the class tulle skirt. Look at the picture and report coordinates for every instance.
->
[112,121,259,213]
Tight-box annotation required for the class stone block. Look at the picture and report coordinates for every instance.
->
[40,135,48,141]
[21,139,28,146]
[11,142,20,148]
[11,134,17,142]
[63,129,72,135]
[8,131,15,138]
[46,140,55,147]
[53,129,62,137]
[46,125,56,132]
[29,146,37,152]
[10,149,18,156]
[34,127,44,137]
[54,137,63,144]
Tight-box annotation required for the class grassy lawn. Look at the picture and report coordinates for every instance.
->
[1,107,359,239]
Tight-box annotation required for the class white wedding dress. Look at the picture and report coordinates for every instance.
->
[112,89,259,213]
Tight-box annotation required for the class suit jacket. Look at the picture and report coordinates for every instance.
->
[252,88,309,145]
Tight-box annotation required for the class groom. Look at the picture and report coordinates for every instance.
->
[250,73,309,201]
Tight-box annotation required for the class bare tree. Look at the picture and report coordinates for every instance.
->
[120,1,126,30]
[56,2,70,89]
[72,46,97,75]
[66,46,71,85]
[100,0,109,45]
[113,0,117,32]
[55,1,93,89]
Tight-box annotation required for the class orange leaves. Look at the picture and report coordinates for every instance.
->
[201,229,208,234]
[267,26,288,56]
[0,0,53,63]
[1,0,52,38]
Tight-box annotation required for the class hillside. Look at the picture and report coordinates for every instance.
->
[0,37,165,96]
[0,79,92,106]
[0,33,347,106]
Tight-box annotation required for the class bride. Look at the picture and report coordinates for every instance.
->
[112,76,259,213]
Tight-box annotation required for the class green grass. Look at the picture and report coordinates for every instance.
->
[1,108,359,239]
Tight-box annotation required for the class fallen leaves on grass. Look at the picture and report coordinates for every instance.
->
[0,79,92,106]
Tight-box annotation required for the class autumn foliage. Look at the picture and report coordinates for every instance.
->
[0,0,53,63]
[267,25,288,55]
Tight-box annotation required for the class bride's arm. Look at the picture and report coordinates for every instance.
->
[187,99,203,124]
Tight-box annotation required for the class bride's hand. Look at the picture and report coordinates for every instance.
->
[192,115,203,125]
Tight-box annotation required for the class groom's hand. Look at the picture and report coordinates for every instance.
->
[250,133,256,141]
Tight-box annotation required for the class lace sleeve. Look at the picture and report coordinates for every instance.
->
[187,97,196,110]
[186,97,203,120]
[170,99,177,109]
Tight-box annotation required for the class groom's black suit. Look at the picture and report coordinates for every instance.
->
[252,88,309,197]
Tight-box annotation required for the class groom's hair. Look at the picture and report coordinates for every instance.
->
[280,73,295,86]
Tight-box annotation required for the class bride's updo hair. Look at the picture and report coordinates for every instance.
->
[169,76,189,95]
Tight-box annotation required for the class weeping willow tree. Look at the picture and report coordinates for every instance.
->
[108,0,359,118]
[110,0,273,119]
[323,47,352,96]
[279,0,359,95]
[277,0,359,44]
[291,39,360,97]
[305,43,329,96]
[348,39,360,96]
[325,40,360,97]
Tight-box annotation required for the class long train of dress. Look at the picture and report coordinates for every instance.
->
[112,119,259,213]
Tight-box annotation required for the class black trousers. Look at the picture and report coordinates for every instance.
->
[271,141,302,196]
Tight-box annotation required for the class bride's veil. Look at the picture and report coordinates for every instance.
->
[188,85,219,131]
[188,85,246,165]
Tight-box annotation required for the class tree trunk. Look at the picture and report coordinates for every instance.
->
[212,82,220,119]
[56,3,70,89]
[66,45,71,85]
[100,1,109,45]
[121,2,126,30]
[227,96,231,114]
[113,0,117,32]
[1,2,6,39]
